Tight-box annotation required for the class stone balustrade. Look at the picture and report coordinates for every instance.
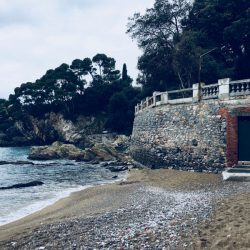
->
[202,83,219,100]
[230,79,250,97]
[135,78,250,114]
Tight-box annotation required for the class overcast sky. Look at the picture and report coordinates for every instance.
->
[0,0,154,99]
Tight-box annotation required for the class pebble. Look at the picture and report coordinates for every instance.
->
[1,181,249,249]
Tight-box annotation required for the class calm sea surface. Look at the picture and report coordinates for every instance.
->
[0,147,126,225]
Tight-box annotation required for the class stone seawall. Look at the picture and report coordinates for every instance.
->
[130,101,227,172]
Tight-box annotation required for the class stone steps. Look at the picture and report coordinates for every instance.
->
[222,166,250,181]
[234,165,250,169]
[226,168,250,173]
[238,161,250,165]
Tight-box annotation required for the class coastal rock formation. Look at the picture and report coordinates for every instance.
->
[0,160,35,165]
[28,141,85,160]
[0,112,106,147]
[28,136,130,164]
[0,181,44,190]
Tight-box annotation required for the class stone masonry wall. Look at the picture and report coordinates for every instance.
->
[130,101,228,172]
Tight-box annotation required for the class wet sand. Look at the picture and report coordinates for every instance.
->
[0,169,249,249]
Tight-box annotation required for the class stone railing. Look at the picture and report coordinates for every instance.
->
[202,83,219,100]
[230,79,250,97]
[135,78,250,114]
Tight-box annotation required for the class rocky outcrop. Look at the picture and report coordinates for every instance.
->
[28,142,85,160]
[0,161,35,165]
[0,181,44,190]
[28,135,131,164]
[0,112,107,147]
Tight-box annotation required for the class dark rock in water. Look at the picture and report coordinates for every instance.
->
[89,160,100,165]
[0,181,44,190]
[100,162,109,167]
[112,175,118,179]
[106,161,122,167]
[0,161,35,166]
[107,165,128,172]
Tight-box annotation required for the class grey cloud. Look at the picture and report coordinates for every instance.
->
[0,0,154,99]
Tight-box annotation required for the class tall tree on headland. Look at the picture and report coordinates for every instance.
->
[127,0,250,96]
[127,0,191,95]
[185,0,250,80]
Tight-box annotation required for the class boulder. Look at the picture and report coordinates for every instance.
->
[57,143,85,159]
[82,149,98,162]
[113,135,130,152]
[27,138,130,164]
[107,165,128,172]
[80,143,118,162]
[28,141,85,160]
[91,145,115,161]
[28,145,60,160]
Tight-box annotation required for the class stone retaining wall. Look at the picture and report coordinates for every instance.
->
[130,101,228,172]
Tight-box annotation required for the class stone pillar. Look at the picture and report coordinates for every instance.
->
[153,92,160,106]
[193,83,204,102]
[161,92,168,104]
[219,78,230,100]
[140,100,144,110]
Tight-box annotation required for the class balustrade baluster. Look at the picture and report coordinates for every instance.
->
[236,84,239,93]
[234,84,237,93]
[212,87,215,96]
[243,83,247,92]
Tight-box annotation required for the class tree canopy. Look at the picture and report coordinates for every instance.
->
[127,0,250,97]
[1,54,140,136]
[1,0,249,138]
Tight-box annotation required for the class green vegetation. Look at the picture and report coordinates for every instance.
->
[127,0,250,97]
[0,0,249,139]
[0,54,140,136]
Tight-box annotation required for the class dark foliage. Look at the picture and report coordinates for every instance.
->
[127,0,250,96]
[0,54,140,136]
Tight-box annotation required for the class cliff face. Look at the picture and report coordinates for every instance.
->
[0,112,106,147]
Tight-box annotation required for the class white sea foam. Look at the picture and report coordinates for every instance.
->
[0,171,128,226]
[0,185,90,226]
[0,147,129,227]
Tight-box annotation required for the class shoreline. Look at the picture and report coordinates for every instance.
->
[0,185,91,227]
[0,169,249,249]
[0,170,128,227]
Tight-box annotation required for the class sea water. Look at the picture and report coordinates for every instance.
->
[0,147,126,226]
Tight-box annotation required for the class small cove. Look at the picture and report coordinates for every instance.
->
[0,147,126,225]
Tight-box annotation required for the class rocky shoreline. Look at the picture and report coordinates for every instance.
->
[0,169,249,249]
[27,135,133,173]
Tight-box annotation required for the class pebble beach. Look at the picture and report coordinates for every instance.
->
[0,169,249,249]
